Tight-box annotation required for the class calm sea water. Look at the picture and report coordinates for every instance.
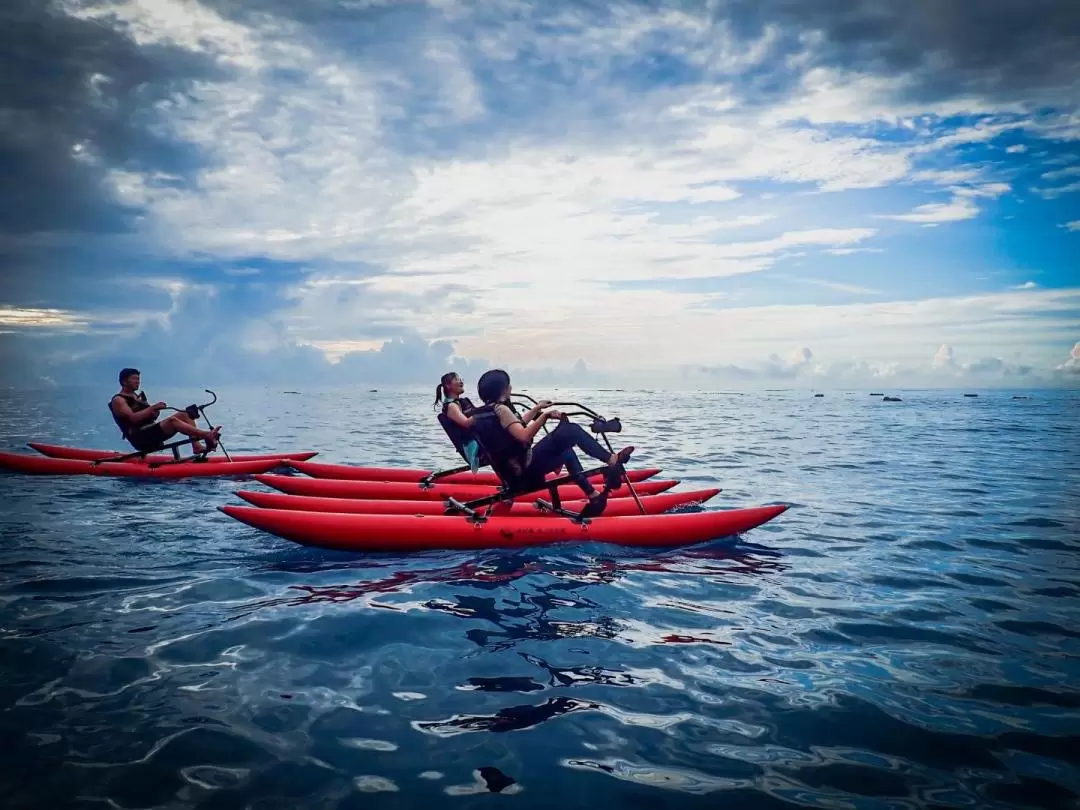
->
[1,386,1078,810]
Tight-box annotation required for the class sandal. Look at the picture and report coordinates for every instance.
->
[580,490,609,518]
[603,446,634,489]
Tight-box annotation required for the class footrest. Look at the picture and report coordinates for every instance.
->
[534,498,591,525]
[444,496,488,523]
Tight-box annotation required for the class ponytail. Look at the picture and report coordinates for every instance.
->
[434,371,458,411]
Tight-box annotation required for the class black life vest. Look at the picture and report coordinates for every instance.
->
[468,402,536,488]
[438,397,487,463]
[109,391,150,439]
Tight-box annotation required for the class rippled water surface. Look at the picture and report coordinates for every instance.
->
[2,386,1078,809]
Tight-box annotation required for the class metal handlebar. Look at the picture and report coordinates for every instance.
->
[508,392,642,513]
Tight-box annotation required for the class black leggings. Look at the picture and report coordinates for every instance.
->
[525,421,613,496]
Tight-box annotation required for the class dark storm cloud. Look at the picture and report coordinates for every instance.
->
[0,0,225,236]
[201,0,1079,138]
[0,0,228,306]
[721,0,1080,106]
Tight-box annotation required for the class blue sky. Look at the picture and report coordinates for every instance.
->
[1,0,1078,388]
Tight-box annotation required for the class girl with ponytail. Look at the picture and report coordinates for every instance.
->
[434,372,483,472]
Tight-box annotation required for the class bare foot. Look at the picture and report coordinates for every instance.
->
[204,428,221,452]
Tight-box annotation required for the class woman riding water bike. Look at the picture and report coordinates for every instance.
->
[469,368,634,516]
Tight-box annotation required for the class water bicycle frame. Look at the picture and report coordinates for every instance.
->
[435,393,646,523]
[93,389,230,468]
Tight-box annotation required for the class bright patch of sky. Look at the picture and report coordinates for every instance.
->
[2,0,1079,387]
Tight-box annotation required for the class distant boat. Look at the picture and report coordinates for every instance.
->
[869,393,883,396]
[814,393,824,398]
[1012,395,1031,400]
[283,391,301,395]
[964,393,979,398]
[883,396,902,402]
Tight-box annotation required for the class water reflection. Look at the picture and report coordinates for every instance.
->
[413,695,599,736]
[259,545,785,608]
[250,546,787,654]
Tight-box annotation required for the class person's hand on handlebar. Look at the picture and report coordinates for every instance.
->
[544,409,566,421]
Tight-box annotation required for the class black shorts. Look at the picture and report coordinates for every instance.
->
[129,422,168,452]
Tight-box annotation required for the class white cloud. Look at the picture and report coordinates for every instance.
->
[1035,181,1080,199]
[0,307,91,330]
[880,197,980,224]
[1065,221,1080,232]
[1057,342,1080,374]
[824,247,885,256]
[22,0,1077,388]
[954,183,1011,199]
[775,274,881,295]
[443,287,1080,376]
[1041,166,1080,181]
[1006,145,1027,153]
[879,182,1009,226]
[1013,281,1037,289]
[932,343,957,370]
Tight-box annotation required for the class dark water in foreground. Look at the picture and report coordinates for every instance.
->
[1,386,1078,809]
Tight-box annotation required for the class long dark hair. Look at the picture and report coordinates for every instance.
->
[434,371,458,410]
[477,369,511,404]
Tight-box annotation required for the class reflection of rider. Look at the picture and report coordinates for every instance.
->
[470,369,633,514]
[108,368,221,454]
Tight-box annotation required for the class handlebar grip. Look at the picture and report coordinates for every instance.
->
[590,417,622,434]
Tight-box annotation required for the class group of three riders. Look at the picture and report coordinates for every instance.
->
[108,366,632,513]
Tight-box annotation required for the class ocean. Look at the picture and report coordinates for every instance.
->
[1,386,1078,809]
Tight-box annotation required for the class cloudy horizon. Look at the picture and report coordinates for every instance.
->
[2,0,1078,390]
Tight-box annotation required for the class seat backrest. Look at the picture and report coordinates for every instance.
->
[467,404,543,493]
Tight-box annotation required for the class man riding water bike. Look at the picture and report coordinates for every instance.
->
[108,368,221,455]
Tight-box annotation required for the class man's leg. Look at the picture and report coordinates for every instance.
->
[158,413,220,452]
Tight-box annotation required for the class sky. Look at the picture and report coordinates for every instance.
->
[1,0,1079,390]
